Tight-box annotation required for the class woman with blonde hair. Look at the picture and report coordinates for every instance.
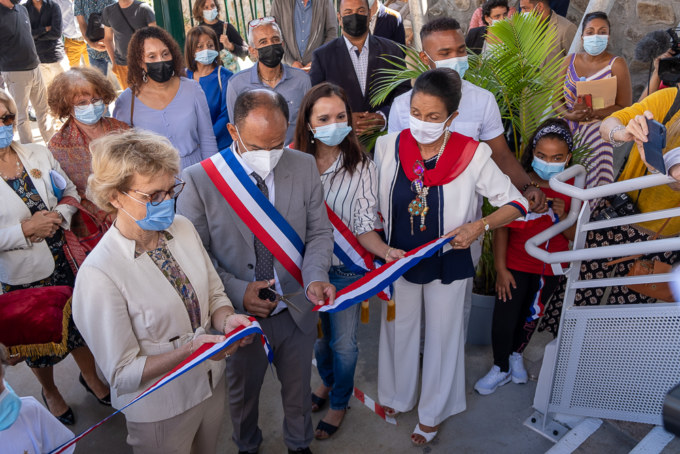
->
[73,129,252,453]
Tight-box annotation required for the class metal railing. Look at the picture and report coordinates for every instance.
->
[525,164,680,431]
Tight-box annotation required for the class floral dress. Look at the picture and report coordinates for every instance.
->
[1,168,85,367]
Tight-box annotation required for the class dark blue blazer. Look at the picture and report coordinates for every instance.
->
[309,34,410,118]
[373,5,405,45]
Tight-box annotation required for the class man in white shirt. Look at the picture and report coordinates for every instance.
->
[388,17,546,334]
[53,0,88,67]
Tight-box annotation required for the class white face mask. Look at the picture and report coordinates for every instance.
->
[236,128,284,180]
[424,52,469,79]
[409,114,452,144]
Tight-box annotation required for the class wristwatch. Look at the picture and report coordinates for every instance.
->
[481,217,490,232]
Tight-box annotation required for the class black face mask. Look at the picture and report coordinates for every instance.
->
[144,60,174,83]
[257,43,285,68]
[342,14,369,38]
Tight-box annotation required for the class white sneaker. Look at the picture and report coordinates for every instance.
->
[509,352,528,384]
[474,365,511,395]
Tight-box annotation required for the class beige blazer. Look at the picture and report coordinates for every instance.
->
[547,11,577,63]
[0,142,79,285]
[72,215,233,423]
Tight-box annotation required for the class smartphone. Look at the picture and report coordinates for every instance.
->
[645,118,667,174]
[583,94,592,109]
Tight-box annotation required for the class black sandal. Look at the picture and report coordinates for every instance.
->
[41,389,75,425]
[314,419,339,440]
[310,392,327,412]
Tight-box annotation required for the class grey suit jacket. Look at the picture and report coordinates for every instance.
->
[177,147,334,335]
[270,0,337,66]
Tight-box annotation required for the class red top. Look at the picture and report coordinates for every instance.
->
[505,182,572,275]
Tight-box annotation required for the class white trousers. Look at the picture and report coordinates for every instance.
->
[39,60,67,89]
[378,277,467,427]
[1,67,53,144]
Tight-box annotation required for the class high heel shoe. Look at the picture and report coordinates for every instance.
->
[79,373,111,406]
[41,389,75,425]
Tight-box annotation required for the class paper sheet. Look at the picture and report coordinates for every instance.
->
[576,76,617,109]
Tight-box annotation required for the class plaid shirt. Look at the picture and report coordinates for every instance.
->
[344,35,369,96]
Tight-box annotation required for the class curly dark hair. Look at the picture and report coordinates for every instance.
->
[47,67,117,119]
[520,117,573,173]
[293,82,367,176]
[482,0,509,25]
[185,26,219,73]
[127,27,186,95]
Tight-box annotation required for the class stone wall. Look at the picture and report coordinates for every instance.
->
[427,0,680,99]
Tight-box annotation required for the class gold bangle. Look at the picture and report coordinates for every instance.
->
[385,247,393,262]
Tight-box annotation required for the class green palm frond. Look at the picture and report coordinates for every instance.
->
[571,131,593,170]
[369,45,429,108]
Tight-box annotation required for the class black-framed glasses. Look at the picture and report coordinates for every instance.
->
[74,98,104,108]
[128,177,185,206]
[0,113,16,126]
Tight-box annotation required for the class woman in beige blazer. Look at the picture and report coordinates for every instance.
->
[72,129,252,454]
[0,91,110,426]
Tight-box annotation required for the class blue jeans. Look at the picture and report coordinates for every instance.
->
[314,265,361,410]
[88,52,109,76]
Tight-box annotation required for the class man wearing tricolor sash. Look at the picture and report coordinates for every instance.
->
[178,89,334,454]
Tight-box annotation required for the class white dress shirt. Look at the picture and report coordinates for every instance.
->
[232,144,287,314]
[387,80,505,141]
[53,0,81,39]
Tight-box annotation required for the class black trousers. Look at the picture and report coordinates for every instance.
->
[491,269,560,371]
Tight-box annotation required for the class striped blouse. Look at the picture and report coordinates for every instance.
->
[320,154,379,267]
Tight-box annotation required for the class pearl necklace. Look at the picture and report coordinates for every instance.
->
[0,153,22,180]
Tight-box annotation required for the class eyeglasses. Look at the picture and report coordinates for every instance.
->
[74,98,103,108]
[127,177,185,206]
[249,16,275,28]
[0,113,16,126]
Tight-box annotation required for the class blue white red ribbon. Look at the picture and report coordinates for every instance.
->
[202,149,305,286]
[50,319,272,454]
[315,236,453,313]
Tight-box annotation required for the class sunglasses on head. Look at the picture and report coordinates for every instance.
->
[0,113,15,126]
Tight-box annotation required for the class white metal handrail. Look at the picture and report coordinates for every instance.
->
[525,165,680,269]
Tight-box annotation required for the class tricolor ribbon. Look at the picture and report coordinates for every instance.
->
[315,236,453,313]
[325,203,391,301]
[50,319,272,454]
[202,149,305,286]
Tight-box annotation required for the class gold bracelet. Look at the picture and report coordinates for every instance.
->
[385,247,393,262]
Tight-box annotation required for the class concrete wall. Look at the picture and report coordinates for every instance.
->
[427,0,680,99]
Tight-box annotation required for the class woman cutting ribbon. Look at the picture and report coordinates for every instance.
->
[293,82,404,440]
[374,69,528,446]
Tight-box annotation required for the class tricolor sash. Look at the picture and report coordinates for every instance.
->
[325,203,391,301]
[315,236,454,313]
[202,149,305,286]
[50,319,272,454]
[325,202,374,274]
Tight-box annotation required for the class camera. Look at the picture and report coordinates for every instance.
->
[594,193,638,221]
[659,28,680,86]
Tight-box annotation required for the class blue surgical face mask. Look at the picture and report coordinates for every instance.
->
[311,121,353,146]
[0,124,14,148]
[74,100,106,125]
[195,49,219,65]
[427,53,469,79]
[203,7,218,21]
[583,34,608,56]
[121,194,176,231]
[532,156,566,181]
[0,382,22,431]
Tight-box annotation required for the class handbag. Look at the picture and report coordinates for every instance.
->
[605,216,674,301]
[58,196,108,274]
[85,12,105,42]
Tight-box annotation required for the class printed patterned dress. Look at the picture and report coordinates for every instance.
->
[564,55,618,191]
[1,168,86,367]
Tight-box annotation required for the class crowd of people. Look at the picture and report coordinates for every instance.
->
[1,0,680,452]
